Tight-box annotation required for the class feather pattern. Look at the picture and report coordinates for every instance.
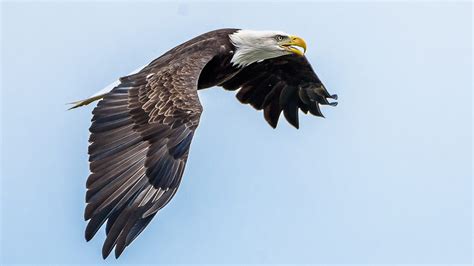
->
[85,31,224,259]
[82,28,337,259]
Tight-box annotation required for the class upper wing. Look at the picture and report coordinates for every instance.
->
[84,51,214,259]
[221,54,337,128]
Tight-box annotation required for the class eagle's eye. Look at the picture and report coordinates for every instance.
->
[275,35,285,41]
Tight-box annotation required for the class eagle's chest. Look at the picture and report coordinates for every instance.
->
[197,51,241,90]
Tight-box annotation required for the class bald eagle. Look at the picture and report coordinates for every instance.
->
[71,28,337,259]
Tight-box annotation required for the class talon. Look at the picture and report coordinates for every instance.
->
[330,94,338,100]
[329,102,338,106]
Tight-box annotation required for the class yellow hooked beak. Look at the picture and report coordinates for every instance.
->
[282,35,307,56]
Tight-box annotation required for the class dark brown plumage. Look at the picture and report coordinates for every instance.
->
[82,28,337,258]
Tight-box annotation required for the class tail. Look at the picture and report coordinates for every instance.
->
[67,94,107,110]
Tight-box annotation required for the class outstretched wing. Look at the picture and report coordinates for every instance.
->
[84,50,215,259]
[221,54,338,128]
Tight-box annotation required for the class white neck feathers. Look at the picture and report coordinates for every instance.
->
[229,30,288,68]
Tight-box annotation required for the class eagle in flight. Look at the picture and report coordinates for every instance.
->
[71,28,337,258]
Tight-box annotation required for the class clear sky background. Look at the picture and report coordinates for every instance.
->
[1,1,472,265]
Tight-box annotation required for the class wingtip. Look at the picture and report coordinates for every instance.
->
[286,118,299,129]
[265,116,278,129]
[84,226,94,242]
[102,252,109,260]
[115,245,125,259]
[288,116,299,129]
[102,244,113,260]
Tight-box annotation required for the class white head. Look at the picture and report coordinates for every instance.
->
[229,29,307,67]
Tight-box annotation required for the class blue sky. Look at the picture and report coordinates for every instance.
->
[1,1,472,265]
